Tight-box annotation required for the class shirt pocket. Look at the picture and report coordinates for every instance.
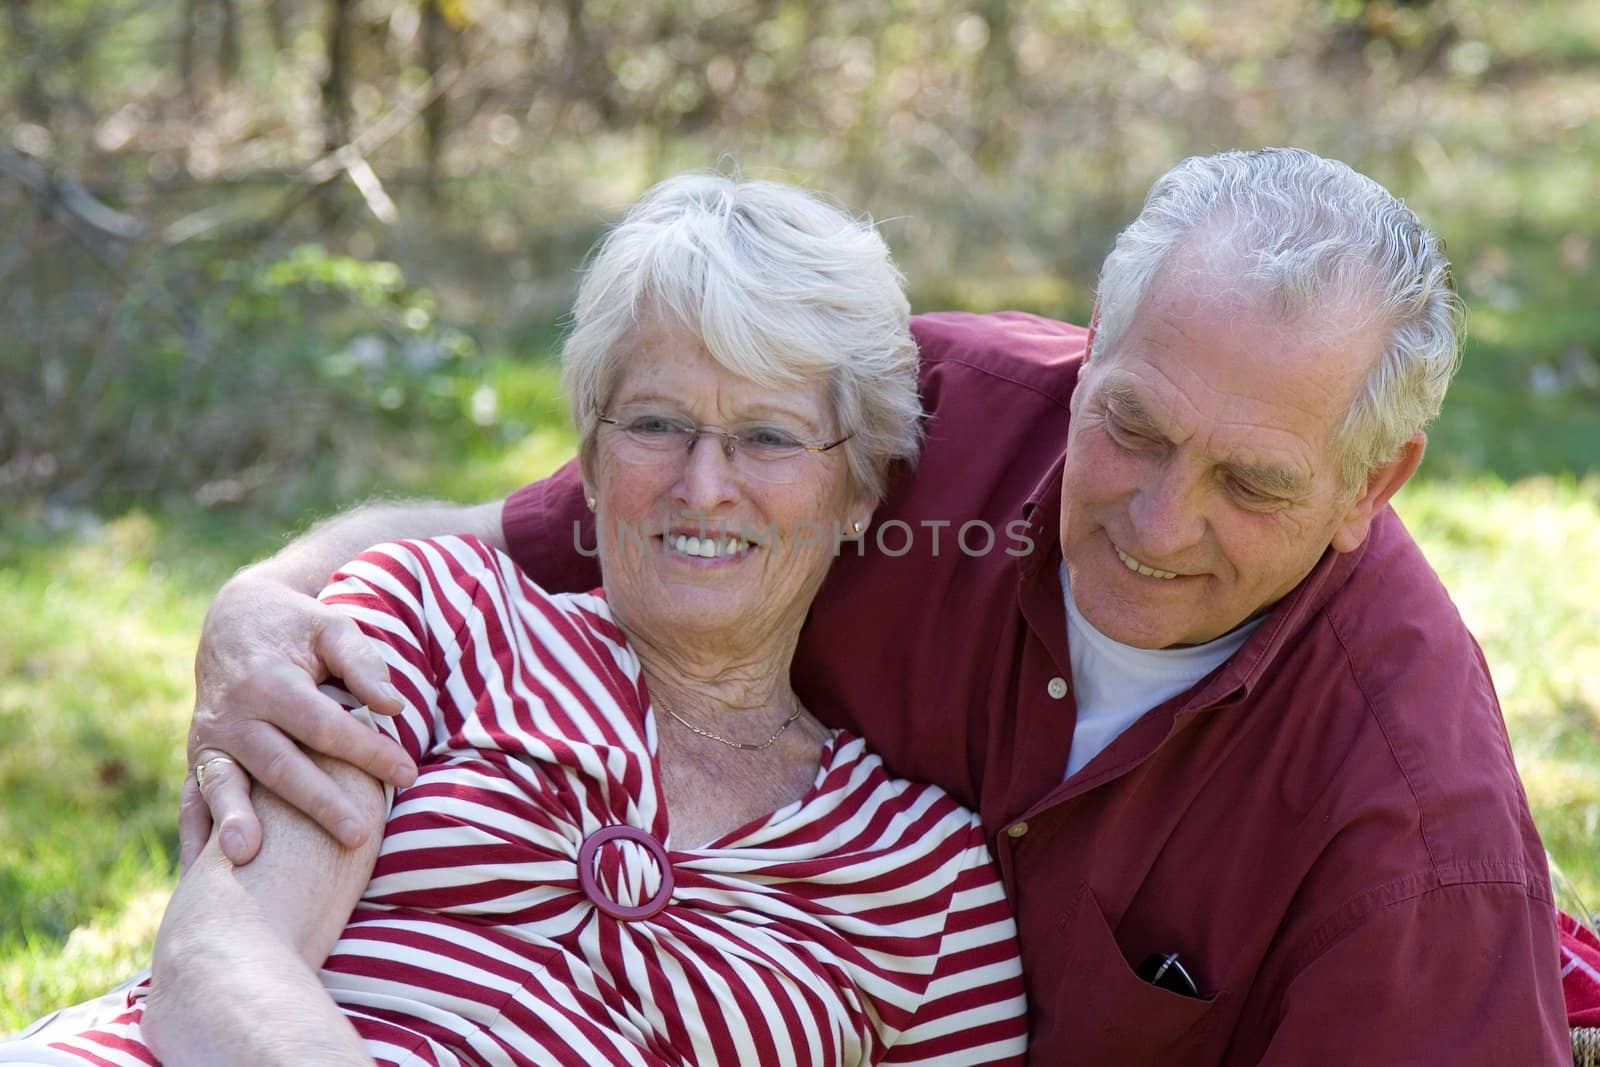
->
[1058,881,1230,1062]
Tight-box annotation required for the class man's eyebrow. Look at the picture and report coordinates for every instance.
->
[1102,380,1311,497]
[1101,383,1164,433]
[1226,459,1311,497]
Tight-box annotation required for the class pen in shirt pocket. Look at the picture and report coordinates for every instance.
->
[1136,951,1201,998]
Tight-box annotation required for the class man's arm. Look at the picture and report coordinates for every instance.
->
[1256,881,1568,1065]
[145,751,385,1066]
[183,499,501,866]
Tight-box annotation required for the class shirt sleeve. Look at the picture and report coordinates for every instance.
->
[316,538,467,764]
[501,458,602,593]
[1258,879,1569,1065]
[881,828,1029,1066]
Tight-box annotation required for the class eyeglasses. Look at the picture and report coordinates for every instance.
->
[596,409,851,474]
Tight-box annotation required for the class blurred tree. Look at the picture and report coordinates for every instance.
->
[180,0,202,107]
[322,0,355,154]
[420,0,449,205]
[3,0,1597,503]
[219,0,241,81]
[319,0,356,227]
[263,0,288,54]
[3,0,48,124]
[972,0,1019,171]
[551,0,617,131]
[180,0,242,110]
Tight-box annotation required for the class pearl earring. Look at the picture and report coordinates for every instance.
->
[850,520,864,535]
[585,495,597,511]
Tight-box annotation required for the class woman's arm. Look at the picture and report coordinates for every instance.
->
[882,828,1029,1065]
[182,498,504,867]
[144,750,386,1067]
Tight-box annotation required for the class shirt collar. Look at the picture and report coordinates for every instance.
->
[1018,452,1068,581]
[1189,529,1368,707]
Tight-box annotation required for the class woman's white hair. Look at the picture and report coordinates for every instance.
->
[1094,147,1463,494]
[562,172,921,504]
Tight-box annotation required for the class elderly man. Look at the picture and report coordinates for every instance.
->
[184,149,1568,1063]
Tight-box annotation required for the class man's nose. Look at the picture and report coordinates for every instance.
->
[1128,464,1206,558]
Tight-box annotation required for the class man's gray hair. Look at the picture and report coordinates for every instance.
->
[1094,147,1463,493]
[562,172,921,504]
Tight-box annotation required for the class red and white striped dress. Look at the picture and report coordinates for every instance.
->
[25,536,1027,1067]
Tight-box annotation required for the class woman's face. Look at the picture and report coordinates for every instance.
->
[588,320,866,656]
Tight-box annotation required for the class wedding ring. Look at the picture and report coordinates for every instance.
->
[194,754,237,790]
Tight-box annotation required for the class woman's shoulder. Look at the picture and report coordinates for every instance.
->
[352,535,604,607]
[340,533,508,586]
[339,535,624,649]
[816,728,989,847]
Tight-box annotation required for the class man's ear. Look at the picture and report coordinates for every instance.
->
[1330,432,1426,554]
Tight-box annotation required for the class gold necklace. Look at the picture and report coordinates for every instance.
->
[653,690,803,752]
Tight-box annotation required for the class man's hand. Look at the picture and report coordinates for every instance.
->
[182,572,416,867]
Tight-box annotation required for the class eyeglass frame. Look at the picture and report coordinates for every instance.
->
[595,411,854,463]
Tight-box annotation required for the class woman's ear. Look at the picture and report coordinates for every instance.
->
[845,497,877,539]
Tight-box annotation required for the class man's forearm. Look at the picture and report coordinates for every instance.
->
[239,499,505,596]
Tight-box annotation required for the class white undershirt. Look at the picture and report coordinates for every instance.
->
[1060,562,1262,779]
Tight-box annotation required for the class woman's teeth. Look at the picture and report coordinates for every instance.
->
[670,534,747,558]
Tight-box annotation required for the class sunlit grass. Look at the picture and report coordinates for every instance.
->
[5,454,1599,1032]
[0,516,197,1030]
[0,353,576,1033]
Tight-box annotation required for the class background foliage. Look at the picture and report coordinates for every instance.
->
[3,0,1599,1029]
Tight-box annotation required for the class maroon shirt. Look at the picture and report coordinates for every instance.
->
[504,312,1568,1064]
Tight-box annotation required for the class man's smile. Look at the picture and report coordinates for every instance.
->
[1114,545,1179,580]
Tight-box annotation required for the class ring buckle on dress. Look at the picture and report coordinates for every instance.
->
[577,824,674,921]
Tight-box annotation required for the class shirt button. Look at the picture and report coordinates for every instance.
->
[1007,821,1029,839]
[1047,676,1069,700]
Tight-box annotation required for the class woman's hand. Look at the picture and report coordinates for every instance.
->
[181,571,413,867]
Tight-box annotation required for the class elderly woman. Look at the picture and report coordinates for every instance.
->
[2,175,1026,1066]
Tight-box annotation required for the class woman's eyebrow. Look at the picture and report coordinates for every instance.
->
[609,391,680,409]
[609,392,823,431]
[735,401,821,426]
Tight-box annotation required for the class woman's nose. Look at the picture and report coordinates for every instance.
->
[674,434,740,509]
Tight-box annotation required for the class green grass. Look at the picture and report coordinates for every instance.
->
[1,355,578,1032]
[0,512,210,1025]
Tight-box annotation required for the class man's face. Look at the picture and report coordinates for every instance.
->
[1059,254,1389,648]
